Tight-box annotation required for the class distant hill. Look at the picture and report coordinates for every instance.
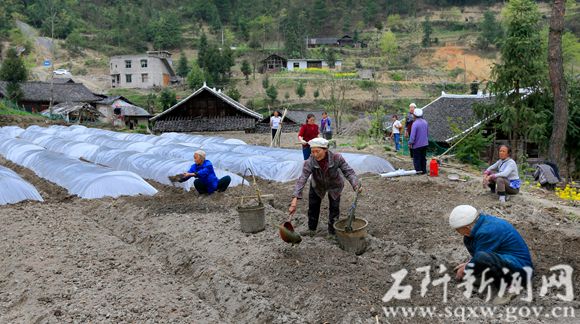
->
[1,0,517,54]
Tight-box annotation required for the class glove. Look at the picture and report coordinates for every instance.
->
[300,139,307,145]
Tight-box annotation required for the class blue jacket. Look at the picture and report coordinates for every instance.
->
[464,214,533,272]
[188,160,219,193]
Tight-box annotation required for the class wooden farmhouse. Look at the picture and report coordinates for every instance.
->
[150,84,263,133]
[95,96,151,129]
[0,81,101,113]
[260,54,288,73]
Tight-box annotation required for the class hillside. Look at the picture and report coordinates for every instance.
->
[1,1,578,116]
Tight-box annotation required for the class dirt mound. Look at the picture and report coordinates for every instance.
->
[0,115,66,128]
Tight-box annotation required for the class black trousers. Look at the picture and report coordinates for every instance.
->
[412,146,428,174]
[271,128,278,139]
[194,176,231,194]
[466,251,530,288]
[308,185,340,234]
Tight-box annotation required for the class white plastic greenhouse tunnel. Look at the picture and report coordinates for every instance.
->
[14,125,394,181]
[0,134,158,199]
[0,165,43,205]
[0,126,395,198]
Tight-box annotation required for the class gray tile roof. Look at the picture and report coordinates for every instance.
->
[261,110,326,125]
[0,81,100,103]
[96,95,135,105]
[284,110,326,124]
[119,105,151,117]
[51,77,75,84]
[308,37,339,45]
[45,102,101,116]
[150,84,262,121]
[421,93,495,143]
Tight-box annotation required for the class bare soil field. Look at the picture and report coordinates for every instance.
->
[1,130,579,323]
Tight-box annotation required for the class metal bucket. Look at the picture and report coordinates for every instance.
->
[237,204,265,233]
[333,218,369,255]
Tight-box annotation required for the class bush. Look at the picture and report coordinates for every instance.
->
[452,128,493,167]
[74,67,88,75]
[355,134,368,150]
[357,80,377,91]
[390,72,404,81]
[84,58,108,68]
[448,67,465,79]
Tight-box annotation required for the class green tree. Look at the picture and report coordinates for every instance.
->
[262,75,269,90]
[282,9,306,58]
[146,93,157,114]
[241,60,251,83]
[296,81,305,98]
[312,0,327,33]
[477,10,503,50]
[176,52,190,78]
[386,14,403,31]
[323,47,337,68]
[363,0,378,26]
[379,30,397,63]
[186,62,205,90]
[197,33,209,69]
[486,0,547,159]
[65,30,84,55]
[564,76,580,176]
[0,48,28,101]
[158,88,177,111]
[266,84,278,104]
[422,17,433,47]
[226,87,241,102]
[152,13,182,49]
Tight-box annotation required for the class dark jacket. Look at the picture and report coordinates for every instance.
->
[464,214,533,272]
[293,150,359,200]
[188,160,219,193]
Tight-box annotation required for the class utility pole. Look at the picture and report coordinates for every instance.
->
[49,2,56,118]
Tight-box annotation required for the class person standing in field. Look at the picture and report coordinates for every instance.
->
[298,113,319,160]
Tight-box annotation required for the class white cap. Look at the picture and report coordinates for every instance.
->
[413,108,423,117]
[410,103,417,108]
[308,137,329,148]
[449,205,478,228]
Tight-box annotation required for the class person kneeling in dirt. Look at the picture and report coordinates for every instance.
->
[181,150,231,195]
[483,145,520,203]
[288,138,362,238]
[450,205,534,304]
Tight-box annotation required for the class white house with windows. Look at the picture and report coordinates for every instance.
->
[109,51,177,89]
[286,59,342,71]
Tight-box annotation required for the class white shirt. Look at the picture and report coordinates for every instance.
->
[271,116,282,129]
[392,120,402,134]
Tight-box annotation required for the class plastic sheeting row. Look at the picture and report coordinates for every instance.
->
[15,125,395,182]
[0,135,158,199]
[0,165,43,205]
[13,128,245,190]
